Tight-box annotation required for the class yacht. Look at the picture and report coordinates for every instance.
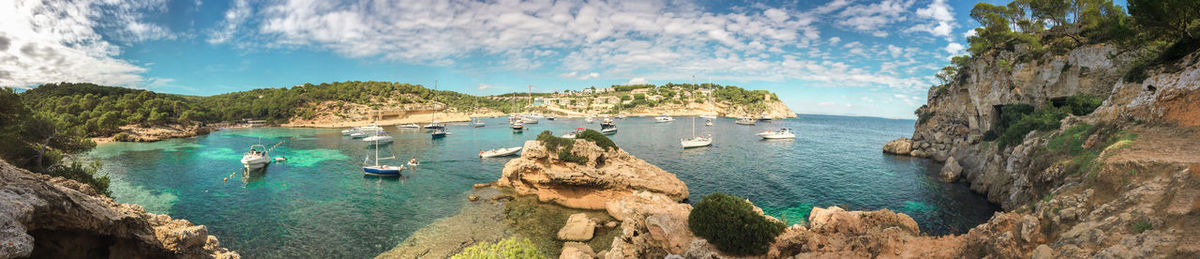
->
[735,117,757,125]
[522,116,539,124]
[759,112,773,121]
[422,121,445,129]
[756,128,796,139]
[655,114,674,123]
[397,123,420,129]
[601,117,617,135]
[349,131,367,138]
[341,129,357,135]
[357,124,384,133]
[681,117,712,148]
[699,114,717,119]
[362,132,394,144]
[241,144,271,169]
[561,128,584,138]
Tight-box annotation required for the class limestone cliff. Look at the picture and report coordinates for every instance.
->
[881,41,1200,258]
[0,159,238,258]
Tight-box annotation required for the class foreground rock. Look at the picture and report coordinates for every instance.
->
[557,213,596,241]
[0,159,237,258]
[882,137,914,155]
[495,139,689,210]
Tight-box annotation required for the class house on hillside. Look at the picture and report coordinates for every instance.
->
[631,88,651,95]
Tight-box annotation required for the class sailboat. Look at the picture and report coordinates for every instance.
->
[431,81,449,139]
[681,117,713,148]
[363,140,403,176]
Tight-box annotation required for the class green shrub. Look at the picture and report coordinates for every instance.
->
[1131,220,1153,234]
[1046,124,1098,155]
[535,131,587,164]
[113,132,132,142]
[45,160,110,196]
[997,106,1069,149]
[576,129,618,151]
[450,237,547,259]
[688,192,786,256]
[1061,95,1104,116]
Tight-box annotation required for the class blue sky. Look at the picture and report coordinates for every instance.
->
[0,0,1114,119]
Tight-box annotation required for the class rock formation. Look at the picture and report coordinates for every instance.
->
[495,139,689,210]
[557,213,596,241]
[0,159,238,258]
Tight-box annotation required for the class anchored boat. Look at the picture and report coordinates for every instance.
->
[479,146,522,158]
[241,144,271,169]
[756,128,796,139]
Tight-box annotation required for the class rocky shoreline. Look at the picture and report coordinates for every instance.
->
[0,159,238,258]
[91,123,213,145]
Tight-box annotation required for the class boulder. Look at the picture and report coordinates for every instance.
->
[882,137,914,155]
[497,139,689,210]
[560,242,596,259]
[557,213,596,241]
[940,156,963,182]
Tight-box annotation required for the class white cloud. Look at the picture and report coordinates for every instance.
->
[477,83,495,90]
[578,72,599,80]
[558,71,578,78]
[828,37,841,45]
[835,0,914,37]
[963,28,978,38]
[208,0,250,44]
[0,0,171,87]
[907,0,956,39]
[625,78,650,85]
[944,42,965,55]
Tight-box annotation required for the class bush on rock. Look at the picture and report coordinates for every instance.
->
[688,192,785,256]
[450,237,547,259]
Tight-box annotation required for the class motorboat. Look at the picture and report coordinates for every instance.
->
[600,117,614,127]
[522,116,539,124]
[759,112,773,121]
[363,143,402,176]
[600,118,617,135]
[756,128,796,139]
[363,132,394,144]
[705,119,713,126]
[274,156,287,162]
[397,123,420,129]
[479,146,522,158]
[699,114,717,119]
[241,144,271,169]
[423,122,446,129]
[655,114,674,123]
[473,119,486,128]
[341,129,357,135]
[680,117,712,148]
[350,132,367,138]
[546,115,556,120]
[357,124,384,133]
[561,128,585,138]
[510,119,525,130]
[735,117,757,125]
[431,128,449,139]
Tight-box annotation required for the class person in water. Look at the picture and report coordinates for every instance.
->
[409,157,418,165]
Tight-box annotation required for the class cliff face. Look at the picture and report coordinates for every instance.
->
[0,160,238,258]
[883,42,1200,258]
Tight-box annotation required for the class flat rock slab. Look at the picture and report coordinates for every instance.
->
[557,213,596,241]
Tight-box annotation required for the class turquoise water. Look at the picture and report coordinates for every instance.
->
[88,114,997,258]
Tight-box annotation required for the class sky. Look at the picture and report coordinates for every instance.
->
[0,0,1071,119]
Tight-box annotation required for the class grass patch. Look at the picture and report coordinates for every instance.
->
[1131,220,1153,234]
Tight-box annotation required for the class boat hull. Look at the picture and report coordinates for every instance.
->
[431,133,447,139]
[363,166,402,176]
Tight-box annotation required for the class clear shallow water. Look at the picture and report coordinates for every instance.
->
[88,114,998,258]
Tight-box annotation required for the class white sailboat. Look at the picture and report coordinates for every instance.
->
[431,81,449,139]
[363,141,403,176]
[681,117,712,148]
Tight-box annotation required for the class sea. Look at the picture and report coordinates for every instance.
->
[87,114,999,258]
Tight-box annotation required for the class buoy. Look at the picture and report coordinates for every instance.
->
[223,177,228,182]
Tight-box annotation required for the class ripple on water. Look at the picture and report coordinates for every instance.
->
[762,203,814,225]
[108,179,179,214]
[900,201,937,214]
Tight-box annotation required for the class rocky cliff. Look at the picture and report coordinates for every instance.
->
[880,41,1200,258]
[495,139,689,210]
[0,159,238,258]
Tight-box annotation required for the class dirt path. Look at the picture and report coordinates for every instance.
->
[1106,126,1200,164]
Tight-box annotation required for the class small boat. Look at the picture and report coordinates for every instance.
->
[357,124,384,133]
[705,119,713,126]
[600,117,614,127]
[655,114,674,123]
[522,116,539,124]
[274,156,287,162]
[397,123,420,129]
[431,128,448,139]
[601,119,617,135]
[561,128,584,138]
[546,115,556,121]
[479,146,522,158]
[681,117,712,148]
[601,127,618,135]
[510,120,525,130]
[585,116,594,124]
[362,144,402,176]
[423,122,446,129]
[757,128,797,139]
[363,132,394,144]
[699,115,717,119]
[241,144,271,169]
[406,158,420,167]
[350,132,367,138]
[617,114,627,119]
[341,129,357,135]
[759,112,773,121]
[735,117,757,125]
